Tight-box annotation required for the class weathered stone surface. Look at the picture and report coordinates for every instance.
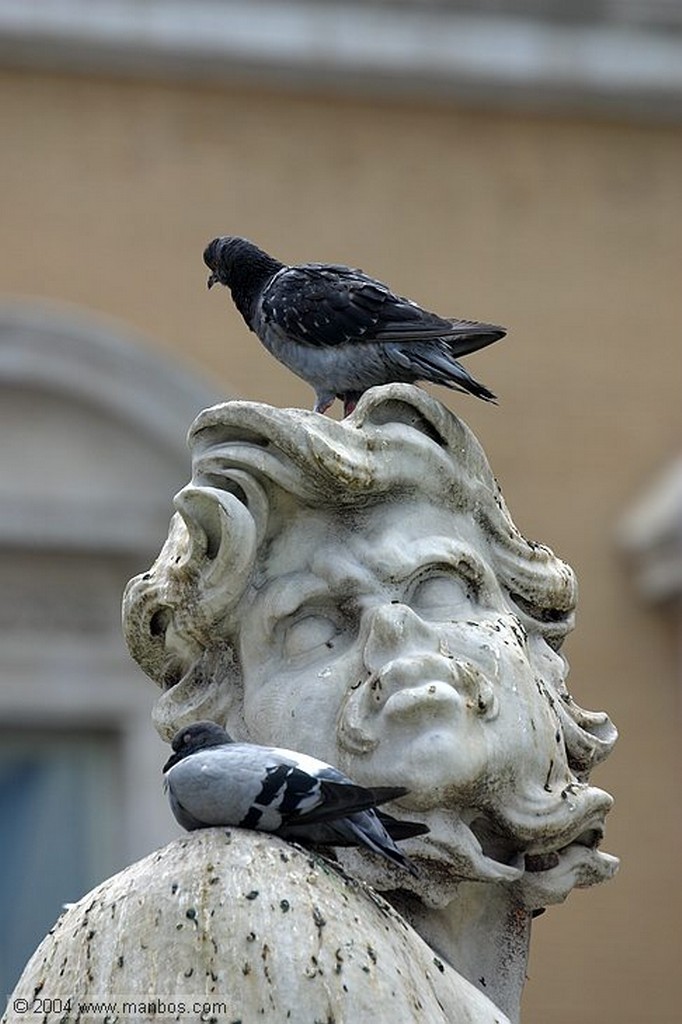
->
[5,830,509,1024]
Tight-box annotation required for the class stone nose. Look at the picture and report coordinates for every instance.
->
[362,602,440,677]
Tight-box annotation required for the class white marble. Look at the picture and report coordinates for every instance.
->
[5,385,618,1023]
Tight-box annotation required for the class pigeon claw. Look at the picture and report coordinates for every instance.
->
[313,392,335,415]
[342,395,360,417]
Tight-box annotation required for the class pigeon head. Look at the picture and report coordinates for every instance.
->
[203,236,283,291]
[163,720,232,772]
[204,236,285,327]
[203,236,236,289]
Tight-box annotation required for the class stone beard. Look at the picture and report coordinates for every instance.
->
[124,383,618,909]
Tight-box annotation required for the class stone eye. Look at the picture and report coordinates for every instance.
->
[410,571,475,620]
[284,614,339,659]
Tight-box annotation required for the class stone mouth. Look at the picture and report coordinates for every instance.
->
[412,811,526,882]
[524,820,605,873]
[467,814,525,873]
[463,811,608,879]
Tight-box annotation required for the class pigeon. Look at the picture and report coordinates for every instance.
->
[163,721,427,875]
[203,235,505,415]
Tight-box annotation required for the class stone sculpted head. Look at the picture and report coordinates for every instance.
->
[123,384,617,906]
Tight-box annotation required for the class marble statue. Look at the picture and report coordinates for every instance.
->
[5,385,617,1024]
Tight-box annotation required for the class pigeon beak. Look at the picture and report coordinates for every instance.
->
[207,272,218,290]
[162,750,182,773]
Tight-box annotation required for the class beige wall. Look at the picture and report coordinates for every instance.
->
[2,67,681,1022]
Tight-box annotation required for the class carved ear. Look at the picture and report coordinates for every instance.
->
[172,478,262,623]
[174,486,249,589]
[123,476,264,687]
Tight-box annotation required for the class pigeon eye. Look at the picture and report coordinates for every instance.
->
[283,613,339,660]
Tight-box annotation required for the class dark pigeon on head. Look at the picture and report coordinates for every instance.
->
[203,236,505,416]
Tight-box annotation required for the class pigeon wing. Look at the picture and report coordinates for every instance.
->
[166,744,408,833]
[270,773,408,828]
[262,264,504,353]
[254,745,409,827]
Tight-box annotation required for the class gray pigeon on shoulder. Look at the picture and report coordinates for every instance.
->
[163,721,427,875]
[203,236,505,416]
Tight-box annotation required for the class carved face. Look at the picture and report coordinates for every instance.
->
[129,387,616,895]
[238,500,572,811]
[236,497,618,894]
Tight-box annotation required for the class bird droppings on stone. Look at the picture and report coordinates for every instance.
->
[312,905,326,937]
[305,955,321,980]
[7,828,519,1023]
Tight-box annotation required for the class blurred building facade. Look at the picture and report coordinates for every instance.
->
[0,2,680,1019]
